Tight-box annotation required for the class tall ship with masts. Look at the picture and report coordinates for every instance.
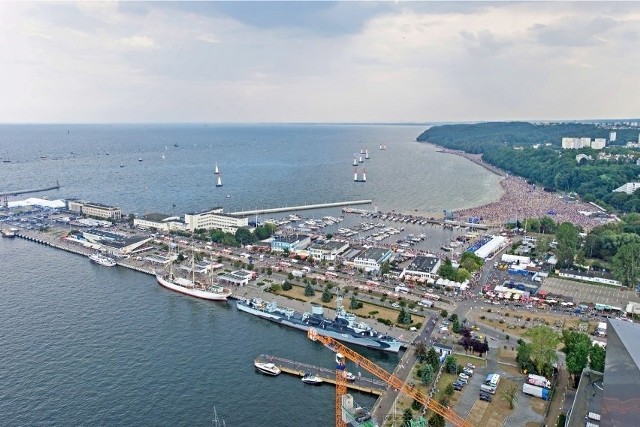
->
[155,246,232,301]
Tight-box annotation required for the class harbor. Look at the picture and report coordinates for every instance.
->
[254,354,387,396]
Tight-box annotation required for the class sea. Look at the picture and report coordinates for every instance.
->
[0,124,502,426]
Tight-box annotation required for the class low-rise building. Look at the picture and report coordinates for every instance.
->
[68,200,122,220]
[218,269,255,286]
[612,182,640,195]
[307,240,349,261]
[270,234,311,252]
[184,207,248,234]
[401,255,441,280]
[352,247,393,272]
[134,213,187,232]
[82,229,152,256]
[558,269,622,287]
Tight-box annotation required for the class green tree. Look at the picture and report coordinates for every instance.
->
[499,382,519,410]
[449,313,459,323]
[428,413,445,427]
[414,341,428,362]
[566,341,590,385]
[426,347,440,372]
[452,319,461,334]
[445,356,458,374]
[397,307,412,324]
[234,227,256,245]
[612,242,640,286]
[349,295,362,310]
[524,325,560,376]
[380,260,391,275]
[321,286,332,303]
[445,382,455,397]
[402,408,414,427]
[562,330,592,355]
[589,344,606,372]
[304,283,315,297]
[440,309,448,318]
[282,281,293,291]
[421,364,434,385]
[459,252,484,272]
[266,267,272,276]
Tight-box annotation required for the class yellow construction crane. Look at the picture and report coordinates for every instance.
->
[307,328,473,427]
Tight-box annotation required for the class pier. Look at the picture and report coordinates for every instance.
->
[0,180,61,197]
[229,200,372,216]
[255,354,387,396]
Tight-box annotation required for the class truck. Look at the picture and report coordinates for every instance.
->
[291,269,305,278]
[522,383,550,400]
[527,374,551,389]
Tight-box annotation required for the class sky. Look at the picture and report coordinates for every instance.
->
[1,1,639,124]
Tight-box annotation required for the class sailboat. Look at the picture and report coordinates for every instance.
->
[214,162,220,175]
[216,175,223,187]
[155,245,232,301]
[161,152,166,160]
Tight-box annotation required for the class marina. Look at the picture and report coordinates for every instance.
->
[254,354,387,396]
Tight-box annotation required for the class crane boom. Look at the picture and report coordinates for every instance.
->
[307,328,472,427]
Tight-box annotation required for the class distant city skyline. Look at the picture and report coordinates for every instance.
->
[1,1,639,124]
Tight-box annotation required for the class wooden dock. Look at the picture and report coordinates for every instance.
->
[256,354,387,396]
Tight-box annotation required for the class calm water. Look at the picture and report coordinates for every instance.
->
[0,124,501,426]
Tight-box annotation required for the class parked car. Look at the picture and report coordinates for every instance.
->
[466,363,476,369]
[479,393,492,402]
[453,384,463,391]
[457,377,468,385]
[453,380,465,387]
[463,368,474,376]
[458,373,470,380]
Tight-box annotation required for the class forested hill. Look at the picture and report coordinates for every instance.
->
[416,122,640,213]
[416,122,637,153]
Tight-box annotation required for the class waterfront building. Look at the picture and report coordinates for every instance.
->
[612,182,640,195]
[82,228,152,256]
[400,255,441,280]
[270,234,311,252]
[134,213,187,232]
[218,269,255,286]
[351,247,393,272]
[307,240,349,261]
[473,235,507,260]
[184,207,248,234]
[68,200,122,220]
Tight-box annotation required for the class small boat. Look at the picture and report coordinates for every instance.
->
[120,164,125,168]
[301,373,323,385]
[214,162,220,175]
[216,175,223,187]
[174,143,179,147]
[161,152,165,160]
[254,361,281,376]
[226,194,231,198]
[138,158,143,162]
[1,229,16,238]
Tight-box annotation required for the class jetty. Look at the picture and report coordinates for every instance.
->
[0,180,61,197]
[229,200,372,216]
[255,354,387,396]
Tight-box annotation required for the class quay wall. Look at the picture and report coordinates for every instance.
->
[230,199,372,216]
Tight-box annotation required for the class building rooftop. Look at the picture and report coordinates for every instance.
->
[186,207,223,216]
[310,240,349,251]
[83,202,120,210]
[406,255,439,273]
[85,229,125,240]
[559,269,617,281]
[357,247,391,262]
[273,234,310,244]
[567,370,603,427]
[141,213,172,222]
[102,235,150,249]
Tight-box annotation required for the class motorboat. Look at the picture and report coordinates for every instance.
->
[89,253,117,267]
[254,361,281,376]
[301,373,323,385]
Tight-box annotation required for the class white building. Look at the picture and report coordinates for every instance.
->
[558,269,622,287]
[474,235,507,260]
[591,138,606,150]
[612,182,640,195]
[184,207,248,234]
[609,131,617,142]
[352,247,393,272]
[401,255,441,280]
[307,240,349,261]
[561,137,606,150]
[68,200,122,220]
[134,213,187,232]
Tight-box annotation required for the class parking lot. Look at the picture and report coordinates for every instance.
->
[539,277,639,307]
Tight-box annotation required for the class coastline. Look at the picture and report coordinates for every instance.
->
[426,142,613,230]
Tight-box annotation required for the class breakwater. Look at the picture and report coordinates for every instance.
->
[230,199,373,216]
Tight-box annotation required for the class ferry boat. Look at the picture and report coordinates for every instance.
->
[254,361,281,376]
[89,253,117,267]
[236,298,404,353]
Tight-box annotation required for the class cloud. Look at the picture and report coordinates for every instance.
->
[0,2,640,123]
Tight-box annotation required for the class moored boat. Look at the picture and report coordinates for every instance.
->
[155,272,232,301]
[301,373,323,385]
[236,297,404,353]
[254,361,281,376]
[89,253,117,267]
[1,228,16,238]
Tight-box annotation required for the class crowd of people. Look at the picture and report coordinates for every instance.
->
[456,176,614,231]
